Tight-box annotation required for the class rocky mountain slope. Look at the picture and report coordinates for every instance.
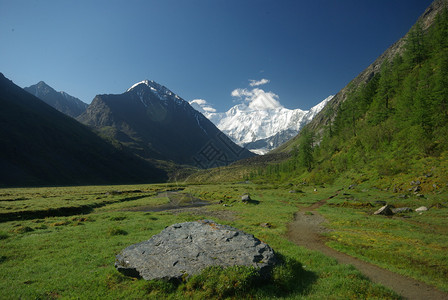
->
[78,80,254,167]
[191,95,333,154]
[0,73,167,186]
[24,81,88,118]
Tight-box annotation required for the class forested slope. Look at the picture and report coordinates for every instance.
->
[258,3,448,186]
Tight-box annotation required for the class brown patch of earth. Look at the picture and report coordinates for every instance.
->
[287,193,448,300]
[122,191,237,222]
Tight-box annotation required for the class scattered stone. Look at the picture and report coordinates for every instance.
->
[260,222,272,228]
[415,206,428,212]
[348,184,357,190]
[313,188,318,192]
[115,220,277,281]
[410,180,421,186]
[223,204,232,207]
[392,207,413,214]
[398,194,408,199]
[413,186,422,193]
[416,194,425,198]
[241,194,251,203]
[374,205,394,216]
[424,173,432,178]
[289,190,296,193]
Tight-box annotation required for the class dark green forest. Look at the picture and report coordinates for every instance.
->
[256,7,448,185]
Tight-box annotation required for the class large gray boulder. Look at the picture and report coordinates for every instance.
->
[115,220,277,281]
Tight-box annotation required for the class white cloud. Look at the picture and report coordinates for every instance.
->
[189,99,217,114]
[249,78,270,87]
[190,99,207,106]
[231,87,282,110]
[203,106,216,113]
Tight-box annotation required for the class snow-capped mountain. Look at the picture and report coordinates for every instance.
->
[190,95,333,155]
[25,81,88,118]
[78,80,254,167]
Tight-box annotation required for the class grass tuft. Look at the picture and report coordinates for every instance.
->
[107,227,128,236]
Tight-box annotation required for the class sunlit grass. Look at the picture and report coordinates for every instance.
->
[0,183,403,299]
[319,185,448,292]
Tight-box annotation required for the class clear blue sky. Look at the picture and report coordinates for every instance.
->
[0,0,433,111]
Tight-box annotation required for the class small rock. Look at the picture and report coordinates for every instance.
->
[289,190,296,193]
[416,194,425,198]
[415,206,428,212]
[374,205,394,216]
[398,194,408,199]
[241,194,251,203]
[410,180,421,186]
[392,207,413,214]
[260,222,272,228]
[413,186,422,193]
[313,188,318,192]
[348,184,357,190]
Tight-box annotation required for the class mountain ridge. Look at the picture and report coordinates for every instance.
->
[275,0,448,154]
[0,73,167,187]
[24,81,88,118]
[78,80,255,167]
[191,95,333,154]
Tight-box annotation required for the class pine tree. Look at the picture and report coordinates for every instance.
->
[298,129,314,172]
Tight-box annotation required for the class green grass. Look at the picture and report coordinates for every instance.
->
[0,183,405,299]
[319,183,448,292]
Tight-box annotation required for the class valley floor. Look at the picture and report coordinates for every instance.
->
[0,182,447,299]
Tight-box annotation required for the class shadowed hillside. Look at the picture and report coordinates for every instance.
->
[0,73,167,187]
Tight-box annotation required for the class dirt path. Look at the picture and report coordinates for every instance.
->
[287,193,448,300]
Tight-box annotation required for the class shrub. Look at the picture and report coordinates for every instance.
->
[14,226,34,234]
[50,221,71,227]
[107,227,128,236]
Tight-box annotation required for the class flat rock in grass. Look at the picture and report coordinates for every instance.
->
[415,206,428,212]
[374,205,394,216]
[115,220,277,281]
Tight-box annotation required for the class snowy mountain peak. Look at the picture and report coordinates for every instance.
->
[126,79,183,105]
[192,95,333,154]
[127,79,154,92]
[127,80,172,96]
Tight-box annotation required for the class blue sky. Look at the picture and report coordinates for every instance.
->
[0,0,433,111]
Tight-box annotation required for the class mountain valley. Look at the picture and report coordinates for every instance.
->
[1,1,448,299]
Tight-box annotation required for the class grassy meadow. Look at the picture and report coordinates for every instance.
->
[1,181,446,298]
